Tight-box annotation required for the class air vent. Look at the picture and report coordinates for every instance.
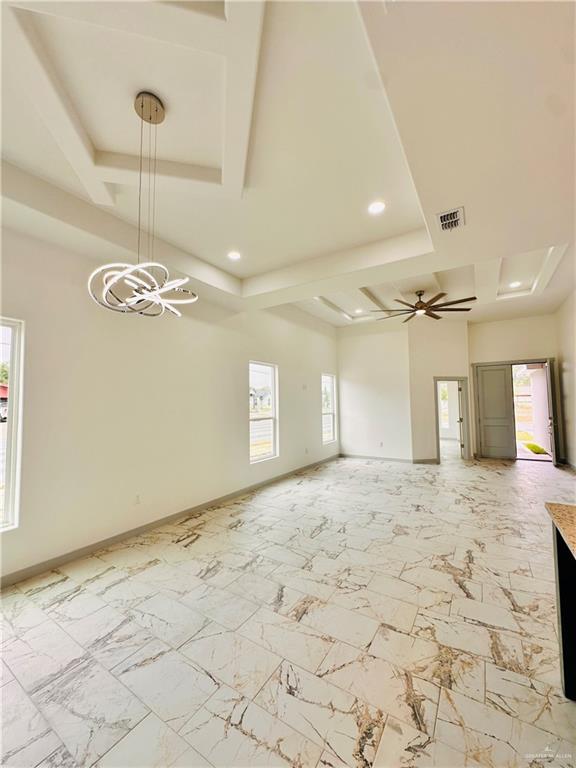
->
[437,207,465,231]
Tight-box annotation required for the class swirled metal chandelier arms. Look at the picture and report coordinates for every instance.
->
[88,92,198,317]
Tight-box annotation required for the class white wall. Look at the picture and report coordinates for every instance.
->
[408,321,469,461]
[555,292,575,466]
[338,325,412,460]
[468,315,557,363]
[1,230,338,577]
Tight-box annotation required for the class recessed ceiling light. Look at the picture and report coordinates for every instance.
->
[368,200,386,216]
[509,281,521,288]
[227,251,241,261]
[355,308,363,314]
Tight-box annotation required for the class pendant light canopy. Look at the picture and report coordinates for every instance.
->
[88,92,198,317]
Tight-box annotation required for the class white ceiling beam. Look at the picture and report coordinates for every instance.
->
[2,162,241,299]
[221,1,265,197]
[8,1,230,55]
[7,7,115,206]
[532,244,568,295]
[94,152,226,196]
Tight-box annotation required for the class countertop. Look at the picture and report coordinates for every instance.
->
[546,502,576,559]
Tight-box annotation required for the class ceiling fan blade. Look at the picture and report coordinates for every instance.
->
[376,312,414,320]
[433,307,472,312]
[394,299,416,309]
[432,296,477,308]
[402,313,416,323]
[423,292,447,307]
[369,308,410,313]
[425,311,442,319]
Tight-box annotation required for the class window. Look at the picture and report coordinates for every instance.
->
[1,318,24,532]
[249,362,278,462]
[321,374,337,444]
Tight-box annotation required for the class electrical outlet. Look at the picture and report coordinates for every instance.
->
[305,447,309,454]
[379,441,383,447]
[134,494,141,505]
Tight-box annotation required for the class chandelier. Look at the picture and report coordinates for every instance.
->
[88,92,198,317]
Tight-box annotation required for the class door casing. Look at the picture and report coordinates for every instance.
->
[433,376,472,462]
[472,358,563,465]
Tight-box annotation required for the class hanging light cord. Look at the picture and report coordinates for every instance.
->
[136,96,144,265]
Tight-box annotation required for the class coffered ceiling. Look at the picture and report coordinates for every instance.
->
[2,1,574,325]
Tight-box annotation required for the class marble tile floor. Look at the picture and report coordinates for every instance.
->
[1,455,575,767]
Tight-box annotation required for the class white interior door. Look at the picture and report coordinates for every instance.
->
[476,364,516,459]
[545,359,559,465]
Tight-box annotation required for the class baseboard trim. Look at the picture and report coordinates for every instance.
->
[339,453,412,463]
[412,458,440,465]
[1,454,339,589]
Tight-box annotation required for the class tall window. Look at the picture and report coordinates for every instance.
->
[1,318,24,532]
[322,374,337,444]
[249,362,278,463]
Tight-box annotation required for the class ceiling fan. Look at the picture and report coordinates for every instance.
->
[372,290,477,323]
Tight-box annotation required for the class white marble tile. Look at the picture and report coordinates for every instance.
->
[400,566,482,601]
[287,596,380,649]
[178,583,258,630]
[129,593,211,648]
[238,607,334,673]
[64,605,154,670]
[112,639,219,731]
[436,687,575,768]
[180,622,281,699]
[225,572,305,614]
[485,663,576,743]
[1,679,63,767]
[368,573,452,616]
[180,683,322,767]
[331,587,417,632]
[317,642,440,736]
[2,620,86,694]
[31,656,148,767]
[255,660,386,767]
[94,713,190,768]
[369,625,485,702]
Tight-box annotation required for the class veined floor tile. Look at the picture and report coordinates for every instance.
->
[238,606,334,672]
[288,596,380,649]
[485,663,576,743]
[112,639,218,732]
[373,715,482,767]
[31,656,148,767]
[179,622,281,698]
[93,712,190,768]
[2,456,574,764]
[436,687,575,768]
[1,679,63,767]
[129,593,210,648]
[367,573,452,616]
[369,625,485,702]
[178,583,258,630]
[180,684,322,767]
[330,587,418,632]
[226,571,305,614]
[2,620,86,694]
[400,565,482,601]
[64,604,154,670]
[255,660,385,767]
[317,642,440,736]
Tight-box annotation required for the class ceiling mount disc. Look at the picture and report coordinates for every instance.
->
[134,92,165,124]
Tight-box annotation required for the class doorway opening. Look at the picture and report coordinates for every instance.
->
[434,377,470,462]
[512,363,553,462]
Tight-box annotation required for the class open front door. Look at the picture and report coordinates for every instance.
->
[476,364,516,459]
[546,359,560,466]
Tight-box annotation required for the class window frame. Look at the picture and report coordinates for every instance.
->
[249,360,279,464]
[321,373,337,445]
[1,317,25,533]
